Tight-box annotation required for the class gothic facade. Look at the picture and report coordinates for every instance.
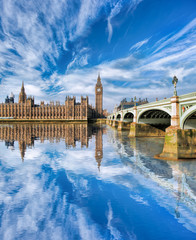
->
[95,74,103,117]
[0,75,104,120]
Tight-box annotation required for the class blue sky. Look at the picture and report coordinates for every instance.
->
[0,0,196,111]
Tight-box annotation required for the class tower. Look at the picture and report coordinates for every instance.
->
[95,74,103,117]
[19,82,27,104]
[9,92,15,103]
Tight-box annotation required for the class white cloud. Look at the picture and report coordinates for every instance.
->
[107,1,123,43]
[52,17,196,111]
[67,54,89,70]
[107,0,142,43]
[153,17,196,53]
[130,37,150,51]
[0,1,195,113]
[74,0,103,38]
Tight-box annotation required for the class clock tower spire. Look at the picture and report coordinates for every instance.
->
[95,74,103,117]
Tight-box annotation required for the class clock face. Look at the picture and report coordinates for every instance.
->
[97,88,101,92]
[97,151,101,156]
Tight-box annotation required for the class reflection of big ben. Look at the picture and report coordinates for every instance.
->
[95,127,103,171]
[19,141,26,162]
[95,74,103,117]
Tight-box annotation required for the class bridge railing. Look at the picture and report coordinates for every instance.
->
[137,98,171,109]
[179,92,196,100]
[108,91,196,119]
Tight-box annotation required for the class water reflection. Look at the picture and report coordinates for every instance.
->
[0,124,196,239]
[110,130,196,233]
[0,124,104,169]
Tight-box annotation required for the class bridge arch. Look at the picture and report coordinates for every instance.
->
[112,115,115,120]
[138,108,171,130]
[181,105,196,129]
[123,112,134,122]
[116,113,121,121]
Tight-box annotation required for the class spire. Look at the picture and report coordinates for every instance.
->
[97,73,101,81]
[97,73,102,86]
[21,81,24,90]
[19,81,27,103]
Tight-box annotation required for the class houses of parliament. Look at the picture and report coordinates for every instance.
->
[0,75,104,120]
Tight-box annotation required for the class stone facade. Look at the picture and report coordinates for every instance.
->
[116,97,148,111]
[0,78,103,120]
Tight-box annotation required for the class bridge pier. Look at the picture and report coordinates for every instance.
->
[129,123,165,137]
[112,120,118,128]
[156,127,196,160]
[156,95,196,160]
[108,120,112,126]
[107,120,112,126]
[117,121,131,131]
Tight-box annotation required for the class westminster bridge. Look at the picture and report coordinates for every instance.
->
[107,91,196,160]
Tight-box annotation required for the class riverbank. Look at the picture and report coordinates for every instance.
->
[0,118,107,124]
[0,119,88,124]
[88,118,107,124]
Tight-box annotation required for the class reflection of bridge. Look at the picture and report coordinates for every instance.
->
[108,129,196,231]
[107,92,196,160]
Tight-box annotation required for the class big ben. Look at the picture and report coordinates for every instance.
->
[95,74,103,117]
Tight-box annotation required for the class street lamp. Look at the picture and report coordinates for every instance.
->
[172,76,178,96]
[134,96,137,107]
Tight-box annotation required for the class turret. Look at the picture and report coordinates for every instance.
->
[9,92,15,103]
[5,92,15,103]
[19,82,27,103]
[5,96,9,103]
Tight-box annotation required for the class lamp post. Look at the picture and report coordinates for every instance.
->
[133,96,137,123]
[172,76,178,96]
[134,96,137,107]
[171,76,180,128]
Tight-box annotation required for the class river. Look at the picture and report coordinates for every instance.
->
[0,123,195,240]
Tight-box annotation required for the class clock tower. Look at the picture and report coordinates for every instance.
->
[95,74,103,117]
